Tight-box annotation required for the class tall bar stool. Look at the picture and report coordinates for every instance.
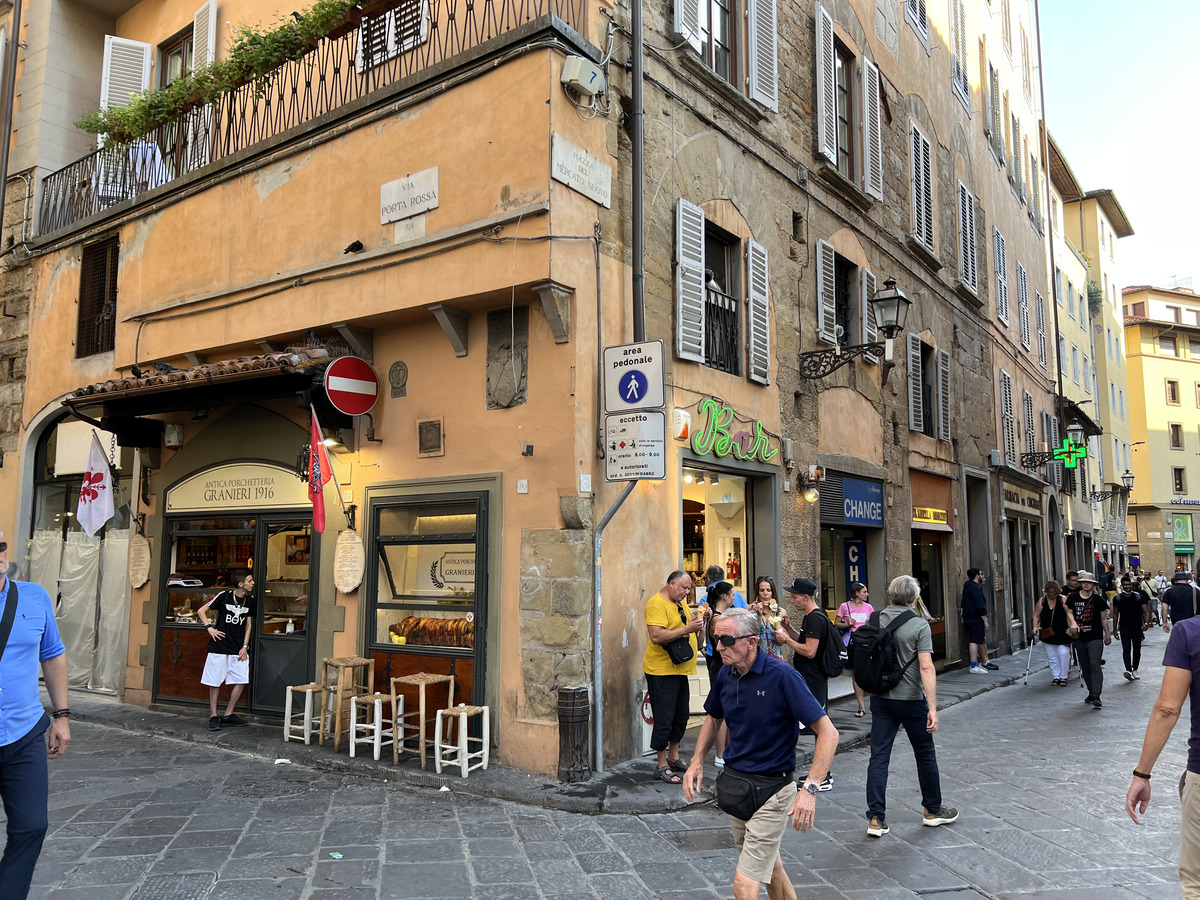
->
[283,682,325,745]
[390,672,454,769]
[350,692,402,761]
[318,656,375,752]
[434,703,490,777]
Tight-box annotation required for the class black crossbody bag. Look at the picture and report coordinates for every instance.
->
[715,766,794,821]
[664,601,695,665]
[0,579,19,664]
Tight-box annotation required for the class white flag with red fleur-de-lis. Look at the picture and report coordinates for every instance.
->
[77,431,114,537]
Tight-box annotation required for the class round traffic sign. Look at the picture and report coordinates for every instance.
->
[618,370,649,405]
[323,356,379,416]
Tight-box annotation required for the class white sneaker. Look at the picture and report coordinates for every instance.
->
[969,665,987,674]
[1133,671,1141,680]
[1124,670,1135,682]
[714,757,725,768]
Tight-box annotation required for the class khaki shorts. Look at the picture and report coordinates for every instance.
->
[729,781,797,884]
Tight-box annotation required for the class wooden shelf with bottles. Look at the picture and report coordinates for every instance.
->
[176,535,254,572]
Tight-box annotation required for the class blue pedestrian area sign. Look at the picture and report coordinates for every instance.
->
[603,340,664,413]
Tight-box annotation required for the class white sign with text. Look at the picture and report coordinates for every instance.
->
[551,134,612,208]
[381,166,439,224]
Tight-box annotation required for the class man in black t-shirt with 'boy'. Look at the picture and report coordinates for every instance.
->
[198,570,255,731]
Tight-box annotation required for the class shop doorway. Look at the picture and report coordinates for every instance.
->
[820,527,870,611]
[155,513,316,713]
[911,539,946,660]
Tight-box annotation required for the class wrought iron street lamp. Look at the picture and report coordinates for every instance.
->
[1090,470,1134,504]
[799,278,912,379]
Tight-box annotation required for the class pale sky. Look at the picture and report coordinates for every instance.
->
[1039,2,1200,292]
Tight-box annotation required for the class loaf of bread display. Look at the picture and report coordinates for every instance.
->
[389,616,474,648]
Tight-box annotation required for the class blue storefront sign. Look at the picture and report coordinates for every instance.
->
[844,538,866,589]
[842,477,884,527]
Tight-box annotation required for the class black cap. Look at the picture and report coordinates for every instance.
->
[785,577,818,596]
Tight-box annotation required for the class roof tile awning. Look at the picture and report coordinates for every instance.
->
[65,349,333,418]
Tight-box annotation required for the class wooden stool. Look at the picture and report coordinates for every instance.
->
[434,704,490,777]
[283,683,325,745]
[350,692,401,760]
[318,656,375,752]
[391,672,454,769]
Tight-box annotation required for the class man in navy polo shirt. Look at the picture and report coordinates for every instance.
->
[0,531,71,899]
[684,607,838,900]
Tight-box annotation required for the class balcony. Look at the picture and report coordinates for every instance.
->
[37,0,586,236]
[704,286,741,376]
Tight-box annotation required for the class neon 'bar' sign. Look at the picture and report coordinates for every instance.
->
[691,397,779,464]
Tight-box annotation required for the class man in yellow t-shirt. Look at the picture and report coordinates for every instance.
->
[643,570,704,784]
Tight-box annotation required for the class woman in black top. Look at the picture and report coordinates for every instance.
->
[1032,580,1077,686]
[701,581,736,766]
[1113,575,1151,680]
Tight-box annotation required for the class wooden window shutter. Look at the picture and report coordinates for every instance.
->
[862,57,883,199]
[193,0,218,69]
[951,0,969,103]
[1011,119,1024,201]
[861,268,878,364]
[101,36,152,109]
[937,348,951,441]
[958,182,977,293]
[746,239,771,384]
[1016,263,1029,348]
[911,125,933,250]
[815,239,837,344]
[1000,370,1015,465]
[1023,391,1035,455]
[674,0,703,52]
[815,2,837,164]
[1050,415,1062,486]
[675,198,706,362]
[746,0,779,110]
[990,67,1004,161]
[994,228,1008,323]
[1036,292,1047,368]
[908,333,924,432]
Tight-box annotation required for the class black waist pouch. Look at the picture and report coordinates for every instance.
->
[714,767,793,821]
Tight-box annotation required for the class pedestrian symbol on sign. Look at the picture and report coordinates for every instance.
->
[619,370,649,404]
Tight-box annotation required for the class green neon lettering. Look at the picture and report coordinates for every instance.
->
[691,398,779,463]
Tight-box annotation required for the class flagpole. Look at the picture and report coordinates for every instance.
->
[311,406,352,527]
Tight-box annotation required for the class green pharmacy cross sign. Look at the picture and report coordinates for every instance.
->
[1052,439,1088,469]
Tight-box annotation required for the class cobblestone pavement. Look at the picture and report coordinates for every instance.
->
[17,631,1187,899]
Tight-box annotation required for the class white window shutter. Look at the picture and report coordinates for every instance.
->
[101,36,152,109]
[908,333,924,432]
[862,57,883,199]
[911,126,933,250]
[937,349,951,441]
[1036,292,1047,367]
[958,182,977,293]
[1000,370,1015,465]
[357,0,432,73]
[861,268,878,364]
[990,68,1003,161]
[675,198,706,363]
[994,228,1008,323]
[674,0,703,52]
[746,0,778,111]
[815,239,837,344]
[1023,391,1035,455]
[1050,414,1062,486]
[815,2,837,164]
[193,0,218,69]
[746,239,771,384]
[1012,119,1023,201]
[1016,263,1029,343]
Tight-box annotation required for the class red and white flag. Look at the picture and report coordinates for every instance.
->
[77,431,114,537]
[309,409,333,533]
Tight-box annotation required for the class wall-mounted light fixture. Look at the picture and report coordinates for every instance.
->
[799,464,824,504]
[799,277,911,380]
[1090,470,1134,504]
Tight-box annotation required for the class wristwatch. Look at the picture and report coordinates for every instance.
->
[801,780,820,795]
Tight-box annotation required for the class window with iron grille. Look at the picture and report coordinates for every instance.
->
[703,225,742,376]
[77,237,119,358]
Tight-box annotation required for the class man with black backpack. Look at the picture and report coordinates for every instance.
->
[856,574,958,838]
[775,577,839,792]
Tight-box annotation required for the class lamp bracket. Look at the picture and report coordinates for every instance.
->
[798,341,886,379]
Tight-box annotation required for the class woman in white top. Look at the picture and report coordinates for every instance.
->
[836,582,874,717]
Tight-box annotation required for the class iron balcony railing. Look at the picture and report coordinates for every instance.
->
[37,0,585,235]
[704,286,741,376]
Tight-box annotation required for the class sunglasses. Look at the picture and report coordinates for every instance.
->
[716,634,751,648]
[0,541,7,552]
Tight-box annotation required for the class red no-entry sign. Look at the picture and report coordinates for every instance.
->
[323,356,379,416]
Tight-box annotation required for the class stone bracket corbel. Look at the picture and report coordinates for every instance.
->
[429,303,470,357]
[532,280,573,344]
[333,322,374,363]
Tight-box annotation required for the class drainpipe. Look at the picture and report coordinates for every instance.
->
[592,479,635,773]
[630,0,645,342]
[0,0,25,234]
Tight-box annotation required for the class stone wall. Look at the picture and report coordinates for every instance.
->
[0,172,34,465]
[518,499,593,722]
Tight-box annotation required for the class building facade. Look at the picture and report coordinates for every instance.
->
[1124,286,1200,575]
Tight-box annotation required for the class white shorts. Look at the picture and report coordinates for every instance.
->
[202,653,249,686]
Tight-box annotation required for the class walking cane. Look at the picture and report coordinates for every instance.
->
[1023,634,1036,685]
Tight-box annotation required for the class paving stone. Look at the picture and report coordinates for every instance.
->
[313,859,380,888]
[40,887,133,900]
[573,851,627,874]
[111,817,189,837]
[469,856,536,884]
[62,856,156,887]
[466,837,522,857]
[129,873,216,900]
[523,840,574,860]
[532,858,591,895]
[147,848,231,876]
[631,860,710,891]
[232,831,322,857]
[384,839,466,863]
[378,862,471,898]
[206,878,308,900]
[87,836,174,857]
[585,873,654,899]
[168,829,243,849]
[220,855,316,880]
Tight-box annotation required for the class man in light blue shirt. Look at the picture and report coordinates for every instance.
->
[0,532,71,899]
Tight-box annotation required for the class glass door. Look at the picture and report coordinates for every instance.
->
[251,518,317,713]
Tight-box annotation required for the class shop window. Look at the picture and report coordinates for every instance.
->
[676,0,777,108]
[816,3,883,197]
[1174,468,1188,495]
[163,519,256,627]
[908,334,950,441]
[675,199,770,383]
[76,237,119,358]
[1171,424,1184,450]
[682,468,749,598]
